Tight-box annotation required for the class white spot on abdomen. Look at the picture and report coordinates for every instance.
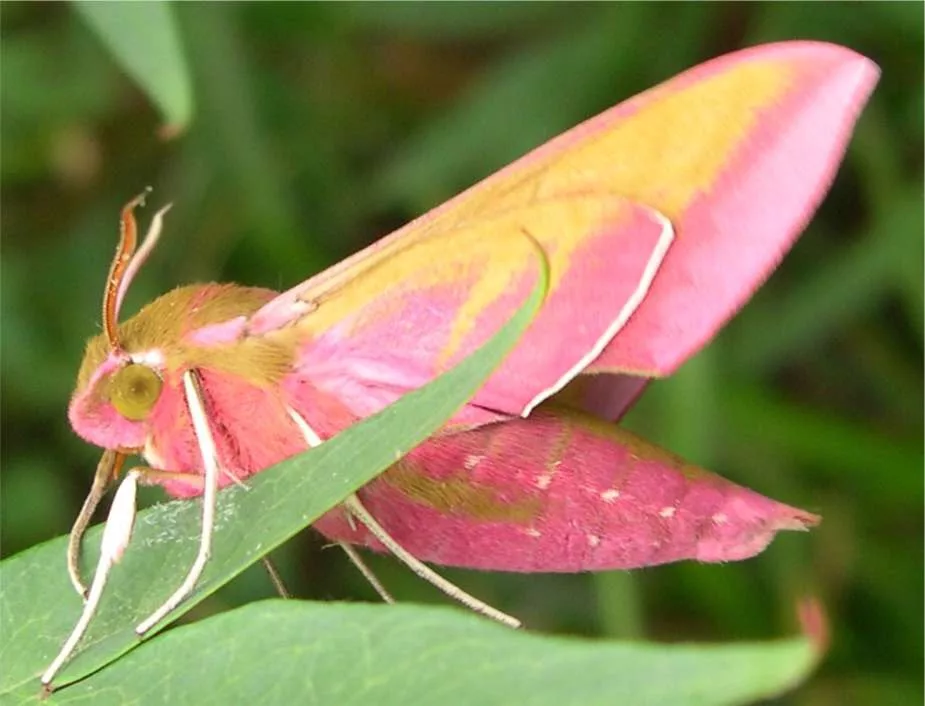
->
[587,534,601,548]
[659,506,676,518]
[712,512,728,525]
[535,473,553,490]
[601,489,620,503]
[464,454,483,471]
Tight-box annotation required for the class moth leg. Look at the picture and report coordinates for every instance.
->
[135,370,220,636]
[344,508,358,532]
[284,406,394,603]
[338,541,395,604]
[286,405,495,619]
[343,494,521,628]
[42,469,141,691]
[67,450,124,598]
[134,467,205,490]
[260,556,291,599]
[130,467,287,598]
[135,464,246,491]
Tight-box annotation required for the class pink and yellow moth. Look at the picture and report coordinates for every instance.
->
[42,41,878,688]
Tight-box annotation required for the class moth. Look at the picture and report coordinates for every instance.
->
[43,41,878,688]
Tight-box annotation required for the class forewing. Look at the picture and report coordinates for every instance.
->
[254,195,671,419]
[251,41,876,418]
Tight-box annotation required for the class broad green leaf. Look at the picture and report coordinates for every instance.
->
[0,260,547,696]
[72,0,193,131]
[6,601,819,705]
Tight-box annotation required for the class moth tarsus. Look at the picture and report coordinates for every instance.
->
[260,556,292,600]
[66,449,124,598]
[338,542,395,604]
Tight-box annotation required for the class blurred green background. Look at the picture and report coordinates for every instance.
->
[1,3,921,703]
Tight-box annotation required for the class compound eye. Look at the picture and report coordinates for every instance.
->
[109,363,162,421]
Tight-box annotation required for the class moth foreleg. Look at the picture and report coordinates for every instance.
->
[135,463,246,491]
[43,468,141,690]
[67,450,124,598]
[131,466,284,598]
[135,370,220,636]
[134,467,205,491]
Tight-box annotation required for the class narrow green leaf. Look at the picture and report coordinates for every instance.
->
[0,260,547,695]
[72,0,193,131]
[11,602,818,706]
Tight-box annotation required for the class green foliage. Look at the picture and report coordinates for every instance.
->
[72,1,192,131]
[1,3,921,704]
[4,602,819,706]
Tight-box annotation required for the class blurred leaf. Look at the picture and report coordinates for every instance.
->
[0,24,120,182]
[370,6,635,210]
[372,4,713,212]
[0,456,74,551]
[345,2,576,39]
[748,2,924,50]
[0,25,119,125]
[9,601,819,705]
[804,675,923,706]
[175,2,315,277]
[72,0,193,132]
[720,384,922,507]
[593,571,643,640]
[0,257,546,693]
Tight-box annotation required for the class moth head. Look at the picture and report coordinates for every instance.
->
[69,191,173,451]
[69,354,170,451]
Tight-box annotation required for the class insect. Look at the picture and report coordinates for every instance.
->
[42,41,877,688]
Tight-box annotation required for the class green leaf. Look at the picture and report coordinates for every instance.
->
[10,601,818,706]
[0,259,547,696]
[71,0,193,131]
